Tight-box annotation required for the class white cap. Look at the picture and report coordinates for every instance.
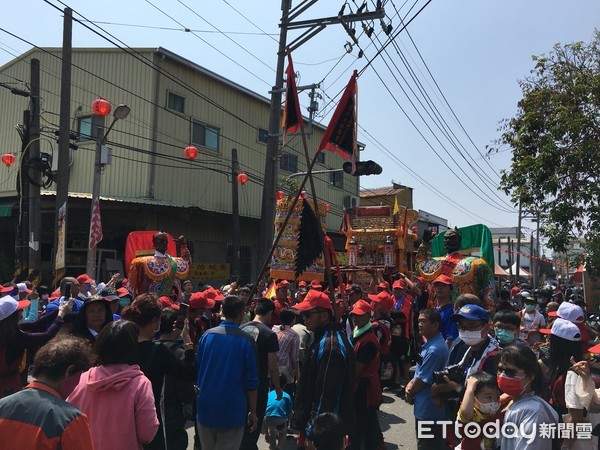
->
[543,318,582,342]
[0,298,19,321]
[557,302,585,324]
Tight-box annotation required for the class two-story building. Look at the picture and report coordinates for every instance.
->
[0,47,359,284]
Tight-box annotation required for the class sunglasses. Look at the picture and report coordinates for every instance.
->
[497,366,525,378]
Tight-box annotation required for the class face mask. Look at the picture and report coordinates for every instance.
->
[459,329,485,346]
[495,328,515,345]
[525,304,535,312]
[497,373,531,397]
[477,400,500,415]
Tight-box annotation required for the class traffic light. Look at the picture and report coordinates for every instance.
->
[342,160,383,176]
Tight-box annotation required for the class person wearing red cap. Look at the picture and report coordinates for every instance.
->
[370,292,394,389]
[272,280,292,325]
[349,300,382,450]
[291,292,355,442]
[127,232,192,301]
[187,291,218,349]
[389,279,415,386]
[433,274,459,348]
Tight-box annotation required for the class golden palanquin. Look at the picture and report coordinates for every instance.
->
[270,198,328,282]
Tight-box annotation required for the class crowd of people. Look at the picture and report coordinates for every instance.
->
[0,271,598,450]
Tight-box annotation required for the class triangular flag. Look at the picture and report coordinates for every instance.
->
[281,49,303,136]
[317,70,358,163]
[393,196,400,216]
[295,199,324,277]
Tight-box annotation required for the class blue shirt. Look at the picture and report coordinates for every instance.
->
[413,333,449,420]
[196,321,259,429]
[265,390,292,419]
[436,304,458,341]
[45,297,84,315]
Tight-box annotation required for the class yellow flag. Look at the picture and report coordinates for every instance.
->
[393,195,400,216]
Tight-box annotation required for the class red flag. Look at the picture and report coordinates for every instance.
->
[89,197,103,250]
[318,70,358,161]
[281,50,303,135]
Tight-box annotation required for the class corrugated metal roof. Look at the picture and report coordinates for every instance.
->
[41,191,183,208]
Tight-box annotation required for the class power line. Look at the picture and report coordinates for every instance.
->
[77,20,277,36]
[219,0,278,43]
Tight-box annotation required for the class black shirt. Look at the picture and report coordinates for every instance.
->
[240,320,279,391]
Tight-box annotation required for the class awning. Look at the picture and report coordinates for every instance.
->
[495,263,509,277]
[0,202,15,217]
[510,263,532,277]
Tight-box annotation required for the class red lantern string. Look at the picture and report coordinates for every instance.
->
[184,146,198,160]
[237,173,248,184]
[325,203,331,212]
[1,153,16,167]
[92,97,112,117]
[276,191,285,200]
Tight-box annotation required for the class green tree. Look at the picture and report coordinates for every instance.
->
[496,31,600,274]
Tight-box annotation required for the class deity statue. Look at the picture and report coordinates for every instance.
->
[416,227,495,310]
[127,232,192,299]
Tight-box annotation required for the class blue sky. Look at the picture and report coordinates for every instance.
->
[0,0,598,236]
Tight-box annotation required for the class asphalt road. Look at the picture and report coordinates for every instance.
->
[186,389,417,449]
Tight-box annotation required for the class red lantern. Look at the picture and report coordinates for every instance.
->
[300,191,306,199]
[276,190,285,200]
[412,226,418,233]
[325,203,330,212]
[184,145,198,160]
[92,97,112,117]
[1,153,16,167]
[237,173,248,185]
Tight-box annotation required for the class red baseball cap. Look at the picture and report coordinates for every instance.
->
[310,280,323,290]
[377,281,390,291]
[298,281,307,288]
[204,287,225,302]
[433,274,453,286]
[276,280,290,290]
[392,280,406,289]
[158,296,179,310]
[189,291,215,309]
[351,299,372,316]
[117,287,131,298]
[0,285,16,293]
[293,291,332,311]
[77,274,94,284]
[368,291,394,311]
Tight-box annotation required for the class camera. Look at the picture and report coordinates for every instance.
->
[433,363,465,385]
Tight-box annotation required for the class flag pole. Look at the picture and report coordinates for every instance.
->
[299,127,338,322]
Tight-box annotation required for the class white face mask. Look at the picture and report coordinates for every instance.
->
[459,329,485,346]
[477,400,500,415]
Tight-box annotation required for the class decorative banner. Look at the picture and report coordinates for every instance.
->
[270,198,328,282]
[88,197,103,250]
[188,263,230,282]
[55,202,67,271]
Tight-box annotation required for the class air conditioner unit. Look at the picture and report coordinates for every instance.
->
[343,195,360,209]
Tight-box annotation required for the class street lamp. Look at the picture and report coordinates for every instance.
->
[85,101,130,279]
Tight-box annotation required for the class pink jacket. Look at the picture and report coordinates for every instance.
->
[67,364,159,450]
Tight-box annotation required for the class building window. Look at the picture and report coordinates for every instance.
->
[316,152,325,164]
[192,121,220,151]
[77,115,104,141]
[329,170,343,188]
[258,128,269,143]
[167,92,185,113]
[280,153,298,173]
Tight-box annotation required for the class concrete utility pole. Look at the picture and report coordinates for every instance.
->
[258,0,291,268]
[28,59,41,275]
[257,0,385,268]
[54,7,72,278]
[231,148,240,278]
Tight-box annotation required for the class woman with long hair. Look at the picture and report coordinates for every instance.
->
[121,294,196,450]
[498,344,559,449]
[67,320,159,450]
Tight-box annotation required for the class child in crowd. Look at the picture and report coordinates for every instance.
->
[264,374,293,450]
[457,372,502,450]
[310,412,346,450]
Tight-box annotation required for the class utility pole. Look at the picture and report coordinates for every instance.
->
[85,127,105,278]
[16,109,30,277]
[28,58,41,276]
[515,203,522,283]
[507,237,513,282]
[54,7,73,279]
[231,148,240,278]
[257,0,385,269]
[258,0,291,268]
[535,213,541,285]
